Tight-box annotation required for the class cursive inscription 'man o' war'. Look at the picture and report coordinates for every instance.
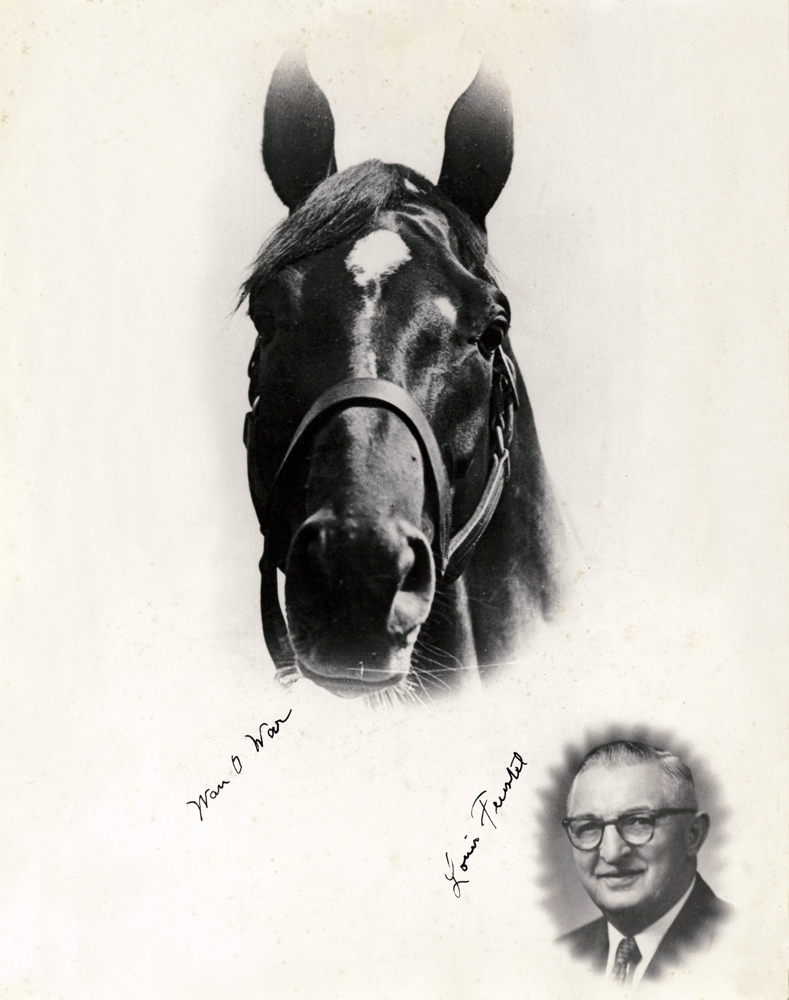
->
[244,710,292,752]
[187,777,235,822]
[186,708,293,822]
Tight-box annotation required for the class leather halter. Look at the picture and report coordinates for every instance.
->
[244,345,519,673]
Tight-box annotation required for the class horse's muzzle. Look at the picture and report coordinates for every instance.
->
[284,510,435,694]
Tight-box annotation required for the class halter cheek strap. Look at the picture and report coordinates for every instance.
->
[245,345,519,671]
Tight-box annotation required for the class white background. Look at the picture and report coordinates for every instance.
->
[2,2,787,998]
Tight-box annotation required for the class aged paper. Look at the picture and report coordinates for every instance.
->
[2,1,787,997]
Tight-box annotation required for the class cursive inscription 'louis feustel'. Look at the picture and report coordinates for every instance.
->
[444,751,526,897]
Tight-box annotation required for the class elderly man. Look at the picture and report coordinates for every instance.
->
[558,740,731,984]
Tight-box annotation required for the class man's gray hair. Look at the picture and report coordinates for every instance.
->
[573,740,698,810]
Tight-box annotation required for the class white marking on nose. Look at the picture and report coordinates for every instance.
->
[346,230,411,286]
[351,344,377,378]
[434,296,457,324]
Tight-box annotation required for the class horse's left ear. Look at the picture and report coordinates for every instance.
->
[438,65,513,229]
[263,48,338,211]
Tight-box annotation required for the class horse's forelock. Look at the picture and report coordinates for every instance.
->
[240,160,494,308]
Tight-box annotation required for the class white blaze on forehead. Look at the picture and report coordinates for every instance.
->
[434,296,457,324]
[346,230,411,286]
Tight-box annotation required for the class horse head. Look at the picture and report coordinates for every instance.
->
[242,51,561,701]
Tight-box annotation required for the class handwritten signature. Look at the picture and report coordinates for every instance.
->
[444,853,470,898]
[444,751,526,897]
[187,708,292,821]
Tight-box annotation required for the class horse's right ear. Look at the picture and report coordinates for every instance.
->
[263,49,337,211]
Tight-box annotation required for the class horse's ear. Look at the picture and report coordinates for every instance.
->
[438,65,513,229]
[263,49,337,211]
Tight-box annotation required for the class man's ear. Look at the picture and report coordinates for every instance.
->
[437,63,514,230]
[686,812,710,857]
[263,48,337,211]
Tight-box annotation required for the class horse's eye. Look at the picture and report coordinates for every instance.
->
[249,283,289,341]
[477,319,508,359]
[249,321,275,349]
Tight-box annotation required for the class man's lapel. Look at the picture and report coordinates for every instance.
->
[589,918,609,972]
[642,875,719,981]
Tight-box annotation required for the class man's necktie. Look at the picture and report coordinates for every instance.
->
[612,936,642,984]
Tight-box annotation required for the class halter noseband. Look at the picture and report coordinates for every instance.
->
[244,345,519,672]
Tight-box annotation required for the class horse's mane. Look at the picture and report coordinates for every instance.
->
[240,160,494,307]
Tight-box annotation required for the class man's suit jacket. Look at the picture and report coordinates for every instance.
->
[559,875,731,981]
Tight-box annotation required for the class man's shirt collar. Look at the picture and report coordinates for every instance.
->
[604,875,696,985]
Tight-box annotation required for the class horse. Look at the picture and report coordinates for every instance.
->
[241,51,564,703]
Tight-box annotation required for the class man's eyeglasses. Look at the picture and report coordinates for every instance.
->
[561,809,697,851]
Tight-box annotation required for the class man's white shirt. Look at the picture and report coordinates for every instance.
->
[605,876,697,986]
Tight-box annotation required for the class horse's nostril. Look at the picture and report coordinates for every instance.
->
[389,530,435,640]
[289,512,335,577]
[400,535,432,597]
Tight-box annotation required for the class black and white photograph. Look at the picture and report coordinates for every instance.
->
[543,732,730,985]
[243,51,565,701]
[2,2,787,998]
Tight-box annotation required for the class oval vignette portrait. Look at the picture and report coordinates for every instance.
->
[539,728,732,986]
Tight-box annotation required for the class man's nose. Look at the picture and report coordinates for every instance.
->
[598,823,632,863]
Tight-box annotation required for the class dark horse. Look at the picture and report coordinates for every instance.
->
[241,52,563,702]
